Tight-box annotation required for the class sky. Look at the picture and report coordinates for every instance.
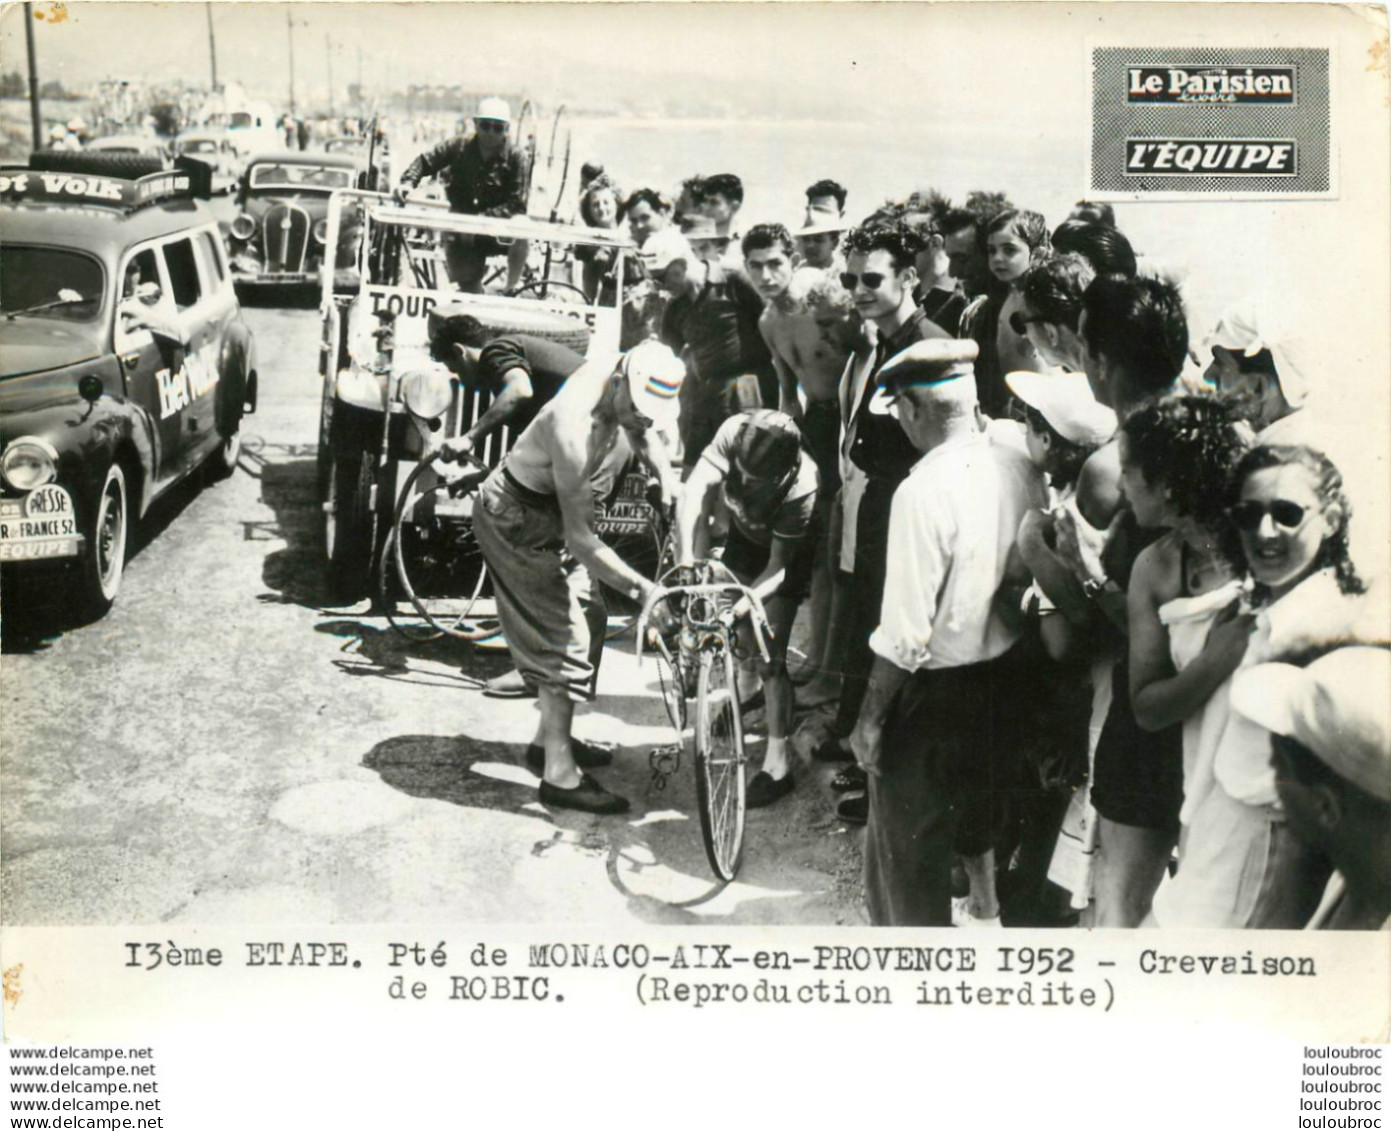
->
[0,2,1079,124]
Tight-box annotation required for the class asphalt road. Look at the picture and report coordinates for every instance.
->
[1,300,865,927]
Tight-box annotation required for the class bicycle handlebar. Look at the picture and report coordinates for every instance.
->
[635,565,773,665]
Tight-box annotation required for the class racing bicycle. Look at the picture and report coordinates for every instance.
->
[636,560,772,882]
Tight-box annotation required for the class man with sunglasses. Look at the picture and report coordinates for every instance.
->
[470,342,685,815]
[815,221,951,794]
[395,96,530,294]
[675,409,820,807]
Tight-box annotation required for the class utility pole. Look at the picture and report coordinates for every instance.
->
[325,34,334,117]
[286,11,297,117]
[23,1,42,152]
[205,2,218,91]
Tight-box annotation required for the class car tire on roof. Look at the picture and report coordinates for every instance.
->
[31,150,167,179]
[470,306,591,355]
[80,463,129,617]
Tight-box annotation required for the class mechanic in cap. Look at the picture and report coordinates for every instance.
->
[470,342,684,815]
[396,95,530,293]
[847,338,1046,926]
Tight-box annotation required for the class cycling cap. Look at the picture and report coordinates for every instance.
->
[621,341,685,437]
[475,97,511,124]
[733,409,802,482]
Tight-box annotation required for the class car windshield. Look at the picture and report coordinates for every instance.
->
[181,140,218,154]
[228,112,254,129]
[0,246,105,322]
[249,164,352,190]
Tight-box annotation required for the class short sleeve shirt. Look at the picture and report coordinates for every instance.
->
[475,334,584,432]
[660,265,772,386]
[700,414,819,547]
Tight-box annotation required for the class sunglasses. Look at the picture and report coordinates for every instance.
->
[476,120,508,134]
[1008,310,1049,335]
[1228,499,1311,532]
[839,271,890,291]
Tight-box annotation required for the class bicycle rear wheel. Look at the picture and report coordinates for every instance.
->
[694,644,747,881]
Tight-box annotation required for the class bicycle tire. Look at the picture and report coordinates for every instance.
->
[694,644,747,882]
[383,459,501,642]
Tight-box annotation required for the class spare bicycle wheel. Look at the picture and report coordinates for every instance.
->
[516,99,540,216]
[694,645,747,881]
[381,460,501,642]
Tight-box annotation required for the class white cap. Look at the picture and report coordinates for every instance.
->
[475,97,511,124]
[1230,646,1391,803]
[621,341,685,436]
[797,202,848,236]
[1206,296,1312,409]
[1005,370,1117,447]
[639,228,697,273]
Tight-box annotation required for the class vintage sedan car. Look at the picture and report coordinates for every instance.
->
[84,134,171,164]
[0,152,257,619]
[172,129,242,195]
[314,190,653,601]
[324,134,390,185]
[225,152,370,289]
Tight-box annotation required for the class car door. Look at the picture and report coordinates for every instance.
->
[112,245,187,488]
[159,234,222,467]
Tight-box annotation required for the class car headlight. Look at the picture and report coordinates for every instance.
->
[1,437,59,491]
[312,219,329,244]
[230,214,256,241]
[400,369,454,420]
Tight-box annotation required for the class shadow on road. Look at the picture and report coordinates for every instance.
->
[2,466,223,653]
[362,730,843,924]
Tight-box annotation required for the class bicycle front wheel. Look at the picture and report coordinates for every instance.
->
[694,645,747,881]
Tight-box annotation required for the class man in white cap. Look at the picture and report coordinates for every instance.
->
[642,228,774,473]
[470,342,685,814]
[396,96,530,293]
[849,338,1045,926]
[1231,644,1391,930]
[796,201,848,273]
[1202,296,1314,441]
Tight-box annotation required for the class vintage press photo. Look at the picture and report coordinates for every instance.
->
[1,0,1388,1123]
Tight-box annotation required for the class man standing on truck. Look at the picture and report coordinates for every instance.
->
[395,96,530,294]
[470,341,686,814]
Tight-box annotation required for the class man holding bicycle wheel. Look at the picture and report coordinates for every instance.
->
[675,409,820,808]
[471,341,685,815]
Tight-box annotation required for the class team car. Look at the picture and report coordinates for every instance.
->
[225,152,376,290]
[171,129,242,195]
[314,190,659,602]
[0,152,257,618]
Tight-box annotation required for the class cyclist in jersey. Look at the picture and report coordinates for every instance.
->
[675,409,820,808]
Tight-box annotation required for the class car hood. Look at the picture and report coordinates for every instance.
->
[0,318,105,380]
[248,193,332,217]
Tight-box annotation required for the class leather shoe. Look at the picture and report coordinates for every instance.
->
[812,736,853,763]
[830,764,867,792]
[836,794,868,824]
[482,669,537,699]
[525,739,614,773]
[746,770,795,809]
[538,773,630,815]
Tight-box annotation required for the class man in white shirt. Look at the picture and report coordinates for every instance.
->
[849,339,1046,926]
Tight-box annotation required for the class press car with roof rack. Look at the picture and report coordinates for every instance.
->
[315,189,659,601]
[0,152,257,618]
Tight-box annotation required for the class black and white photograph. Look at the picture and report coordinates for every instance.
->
[1,1,1387,1125]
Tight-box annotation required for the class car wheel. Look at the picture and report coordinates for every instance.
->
[80,463,129,616]
[325,447,375,602]
[207,419,242,481]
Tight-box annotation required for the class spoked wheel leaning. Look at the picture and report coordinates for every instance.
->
[694,644,747,881]
[380,457,501,642]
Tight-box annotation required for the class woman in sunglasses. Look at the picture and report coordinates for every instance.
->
[1138,437,1368,928]
[675,409,820,808]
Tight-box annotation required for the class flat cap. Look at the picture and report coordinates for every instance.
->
[880,338,979,391]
